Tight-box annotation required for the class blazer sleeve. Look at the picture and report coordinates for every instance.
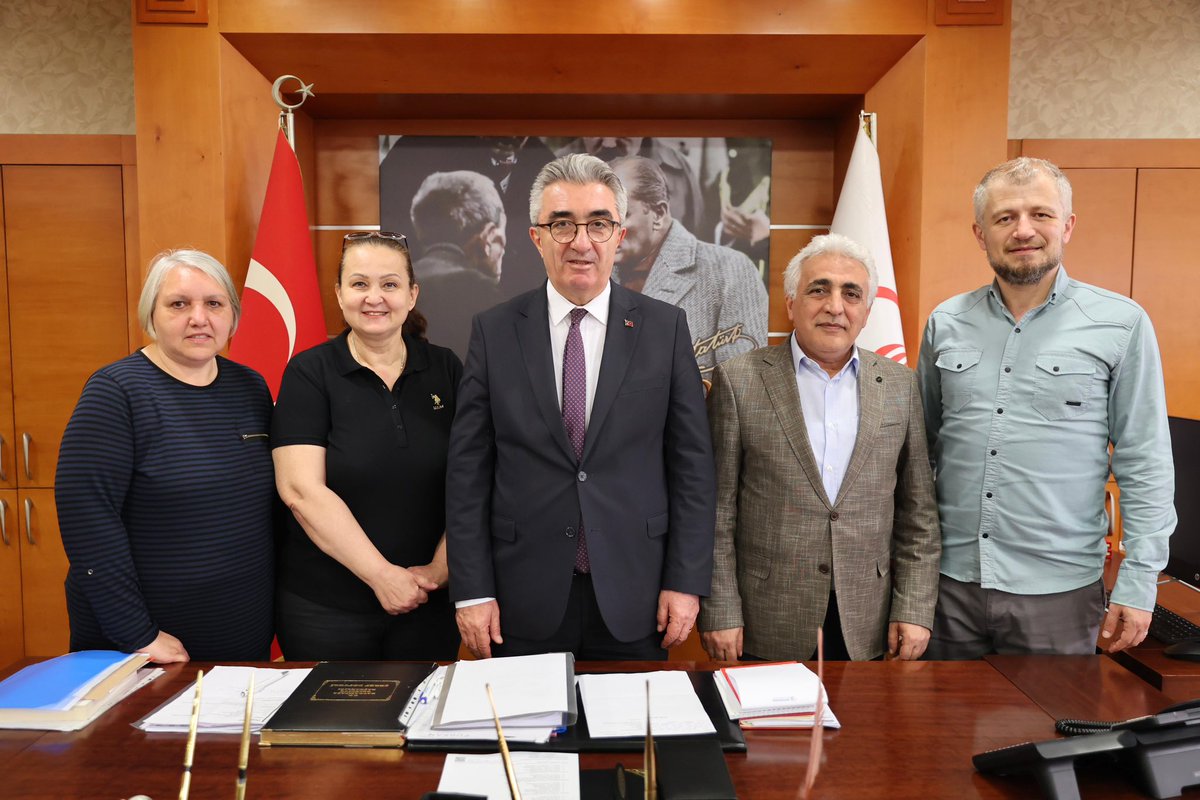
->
[660,307,717,596]
[445,313,498,602]
[887,370,942,629]
[698,359,744,632]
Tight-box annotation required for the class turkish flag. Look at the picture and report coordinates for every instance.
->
[229,129,327,398]
[830,122,907,365]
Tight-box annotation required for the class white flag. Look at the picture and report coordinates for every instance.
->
[830,123,907,364]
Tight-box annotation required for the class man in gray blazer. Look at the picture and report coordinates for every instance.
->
[699,234,940,662]
[611,156,768,379]
[448,154,716,660]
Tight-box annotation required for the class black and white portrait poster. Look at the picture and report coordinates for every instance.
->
[379,136,771,375]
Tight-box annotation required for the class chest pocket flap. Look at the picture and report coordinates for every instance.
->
[935,349,982,373]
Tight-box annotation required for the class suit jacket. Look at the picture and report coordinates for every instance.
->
[446,281,716,642]
[698,344,940,661]
[638,221,769,378]
[414,243,502,361]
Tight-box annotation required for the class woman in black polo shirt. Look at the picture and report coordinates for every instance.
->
[272,231,461,660]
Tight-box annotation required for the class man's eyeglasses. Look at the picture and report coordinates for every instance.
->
[342,231,409,251]
[534,218,621,245]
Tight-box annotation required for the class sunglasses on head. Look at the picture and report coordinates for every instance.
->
[342,231,409,250]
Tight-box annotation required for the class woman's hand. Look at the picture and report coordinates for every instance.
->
[407,534,449,590]
[369,563,437,614]
[138,630,190,663]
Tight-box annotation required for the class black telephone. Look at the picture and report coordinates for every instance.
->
[973,699,1200,800]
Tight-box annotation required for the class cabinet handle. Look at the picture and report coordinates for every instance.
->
[22,433,31,481]
[0,499,7,546]
[0,434,6,481]
[24,498,33,545]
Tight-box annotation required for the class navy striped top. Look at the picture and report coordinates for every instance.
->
[55,352,276,660]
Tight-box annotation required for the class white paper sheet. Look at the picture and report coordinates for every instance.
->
[404,667,555,743]
[577,671,716,738]
[135,666,311,734]
[435,653,571,728]
[438,752,579,800]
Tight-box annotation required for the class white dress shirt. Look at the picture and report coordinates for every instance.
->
[790,334,860,504]
[547,280,609,426]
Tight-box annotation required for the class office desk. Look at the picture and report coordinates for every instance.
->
[1111,578,1200,701]
[0,658,1188,799]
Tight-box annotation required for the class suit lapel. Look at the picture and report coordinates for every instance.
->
[761,343,831,508]
[583,282,638,462]
[516,288,578,465]
[835,348,883,506]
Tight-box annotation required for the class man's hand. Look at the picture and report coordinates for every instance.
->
[701,627,744,661]
[1099,603,1151,653]
[656,590,699,649]
[887,622,930,660]
[369,563,434,615]
[138,630,190,664]
[457,601,503,659]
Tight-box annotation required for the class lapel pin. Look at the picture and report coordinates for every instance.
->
[624,319,635,328]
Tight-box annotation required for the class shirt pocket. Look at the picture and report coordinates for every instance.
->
[935,348,983,412]
[1032,353,1096,421]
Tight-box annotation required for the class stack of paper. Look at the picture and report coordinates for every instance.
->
[577,671,715,738]
[0,651,159,731]
[713,662,840,730]
[433,653,576,730]
[438,752,580,800]
[137,666,310,734]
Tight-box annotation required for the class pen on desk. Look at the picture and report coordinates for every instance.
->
[486,682,522,800]
[235,673,254,800]
[644,679,656,800]
[399,668,436,728]
[179,669,203,800]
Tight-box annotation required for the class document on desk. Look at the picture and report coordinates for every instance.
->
[434,652,575,729]
[404,667,555,743]
[577,671,716,738]
[136,666,311,734]
[438,752,579,800]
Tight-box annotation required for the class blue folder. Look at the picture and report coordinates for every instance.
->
[0,651,135,710]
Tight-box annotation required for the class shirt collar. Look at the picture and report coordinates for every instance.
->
[547,280,611,326]
[789,332,859,379]
[986,264,1072,315]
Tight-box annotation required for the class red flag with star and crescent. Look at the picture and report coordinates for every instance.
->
[229,129,327,398]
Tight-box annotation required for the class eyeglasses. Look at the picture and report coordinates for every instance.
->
[342,231,409,251]
[534,218,621,244]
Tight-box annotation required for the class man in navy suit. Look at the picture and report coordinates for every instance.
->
[447,153,716,660]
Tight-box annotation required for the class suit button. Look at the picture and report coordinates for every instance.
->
[565,526,576,538]
[818,564,830,574]
[578,471,587,482]
[829,511,839,521]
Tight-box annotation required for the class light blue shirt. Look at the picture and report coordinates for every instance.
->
[790,334,860,503]
[916,267,1176,611]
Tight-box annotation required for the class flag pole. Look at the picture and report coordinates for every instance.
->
[859,110,878,148]
[270,75,315,151]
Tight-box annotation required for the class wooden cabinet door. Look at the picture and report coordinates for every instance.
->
[17,488,69,657]
[1131,169,1200,420]
[1,166,129,488]
[0,490,21,668]
[0,180,16,490]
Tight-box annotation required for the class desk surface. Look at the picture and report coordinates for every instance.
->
[0,657,1189,799]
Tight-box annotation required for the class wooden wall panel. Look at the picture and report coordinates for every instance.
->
[1060,168,1135,297]
[220,0,927,36]
[19,489,69,657]
[1130,169,1200,420]
[0,491,21,669]
[865,38,926,361]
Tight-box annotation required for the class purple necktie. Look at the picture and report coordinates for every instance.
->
[563,307,590,573]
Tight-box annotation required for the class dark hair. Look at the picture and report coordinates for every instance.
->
[339,236,428,341]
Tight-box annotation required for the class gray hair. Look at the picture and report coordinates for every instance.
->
[528,153,628,225]
[610,155,670,210]
[973,157,1073,224]
[783,233,879,306]
[138,249,240,338]
[411,170,504,247]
